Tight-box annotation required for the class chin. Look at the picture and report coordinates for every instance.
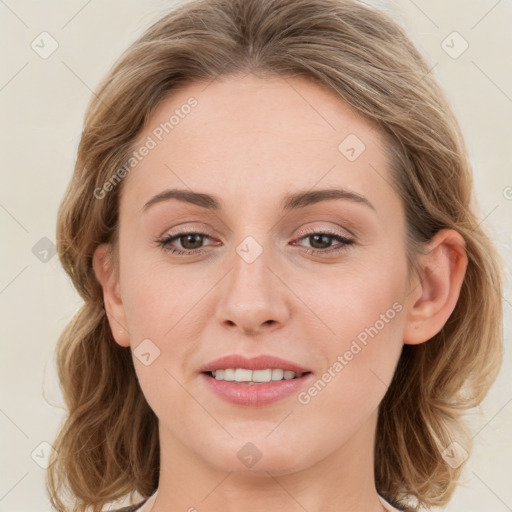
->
[213,453,310,477]
[197,434,317,476]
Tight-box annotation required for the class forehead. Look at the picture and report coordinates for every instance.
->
[121,73,396,216]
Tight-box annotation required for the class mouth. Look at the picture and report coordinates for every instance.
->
[201,370,313,406]
[199,354,314,406]
[203,368,312,384]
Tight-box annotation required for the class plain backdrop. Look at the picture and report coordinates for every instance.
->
[0,1,511,511]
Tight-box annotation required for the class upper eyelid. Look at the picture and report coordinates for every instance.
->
[160,219,356,237]
[160,226,352,239]
[295,224,354,238]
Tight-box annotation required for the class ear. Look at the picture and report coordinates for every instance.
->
[403,229,468,345]
[92,243,130,347]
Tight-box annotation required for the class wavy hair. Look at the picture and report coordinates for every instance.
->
[47,0,504,510]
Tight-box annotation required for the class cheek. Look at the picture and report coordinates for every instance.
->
[294,298,405,447]
[296,250,407,346]
[120,252,209,341]
[118,256,211,407]
[293,252,407,406]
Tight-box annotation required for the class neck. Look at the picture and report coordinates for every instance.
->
[149,410,386,512]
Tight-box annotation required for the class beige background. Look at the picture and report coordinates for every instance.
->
[0,1,511,511]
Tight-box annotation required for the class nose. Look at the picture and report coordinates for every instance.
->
[215,245,290,335]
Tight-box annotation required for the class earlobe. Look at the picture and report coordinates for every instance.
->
[92,243,131,347]
[403,229,468,345]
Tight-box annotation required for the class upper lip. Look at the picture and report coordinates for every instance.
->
[199,354,311,374]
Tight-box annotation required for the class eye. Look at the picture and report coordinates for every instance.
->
[156,228,354,257]
[292,229,354,256]
[157,231,218,255]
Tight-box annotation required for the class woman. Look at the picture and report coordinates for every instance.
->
[47,0,504,511]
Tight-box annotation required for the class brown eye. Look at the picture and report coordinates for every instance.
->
[157,231,214,255]
[178,233,205,250]
[293,230,354,256]
[308,233,337,250]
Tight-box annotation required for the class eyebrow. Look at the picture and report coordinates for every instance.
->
[142,188,375,212]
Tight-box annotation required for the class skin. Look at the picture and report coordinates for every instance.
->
[93,74,468,512]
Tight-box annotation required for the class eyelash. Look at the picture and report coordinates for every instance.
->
[156,228,354,257]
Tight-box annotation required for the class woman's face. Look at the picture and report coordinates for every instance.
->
[105,74,417,475]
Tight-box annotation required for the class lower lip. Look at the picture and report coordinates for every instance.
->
[201,372,313,406]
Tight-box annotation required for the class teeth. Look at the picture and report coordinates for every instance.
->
[235,368,252,382]
[272,369,284,380]
[252,369,272,382]
[223,368,235,381]
[211,368,303,382]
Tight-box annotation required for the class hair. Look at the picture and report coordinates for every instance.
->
[47,0,504,511]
